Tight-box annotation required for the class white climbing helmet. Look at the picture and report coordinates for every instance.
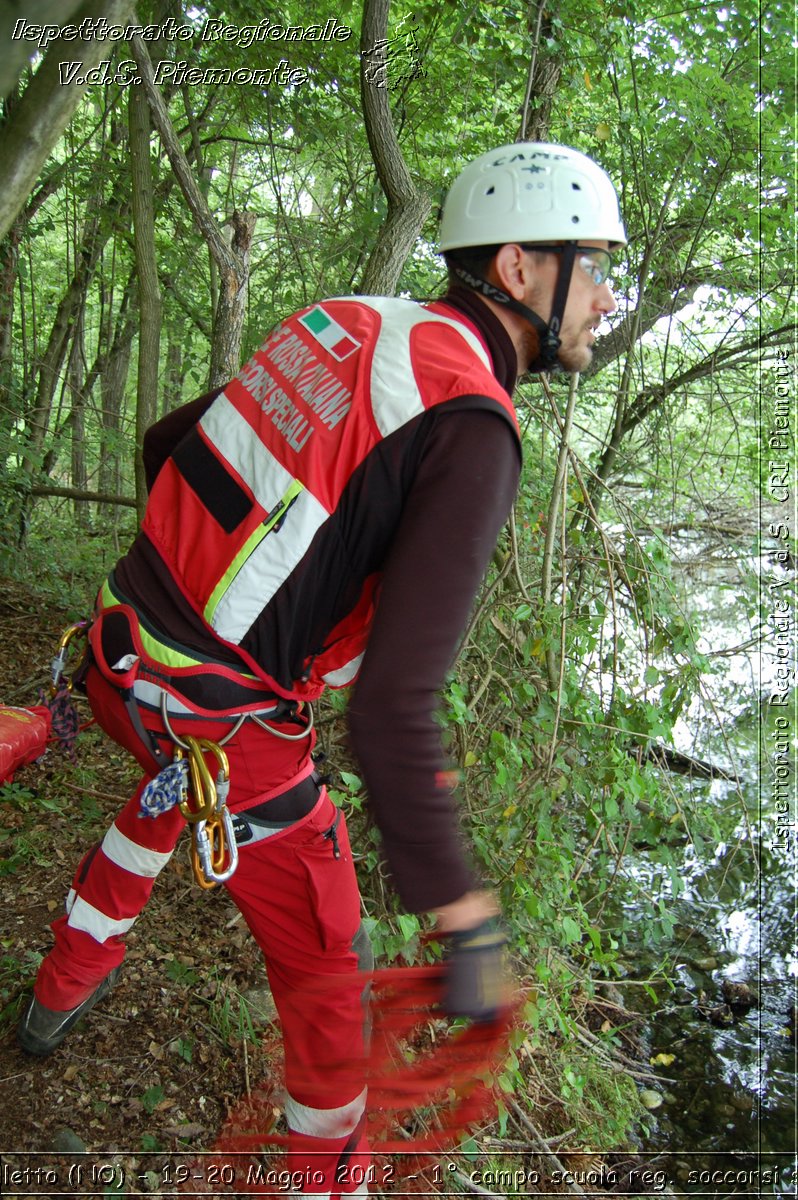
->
[439,142,626,252]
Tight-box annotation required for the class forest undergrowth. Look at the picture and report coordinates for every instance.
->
[0,515,707,1197]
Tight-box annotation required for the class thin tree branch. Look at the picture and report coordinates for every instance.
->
[128,36,238,280]
[358,0,431,294]
[27,484,136,507]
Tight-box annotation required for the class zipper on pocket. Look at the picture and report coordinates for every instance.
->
[204,480,304,624]
[323,810,342,859]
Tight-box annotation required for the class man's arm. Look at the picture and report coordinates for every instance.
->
[347,408,521,925]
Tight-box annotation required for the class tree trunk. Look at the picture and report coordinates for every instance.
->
[129,84,161,522]
[68,308,90,528]
[0,215,22,445]
[358,0,431,295]
[99,277,136,522]
[0,0,135,242]
[128,36,255,386]
[19,207,105,485]
[210,209,256,387]
[0,0,85,101]
[518,2,563,141]
[181,84,219,328]
[161,333,183,417]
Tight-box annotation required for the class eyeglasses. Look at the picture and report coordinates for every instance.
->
[520,244,614,286]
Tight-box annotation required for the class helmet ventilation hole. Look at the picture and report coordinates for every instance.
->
[486,186,495,195]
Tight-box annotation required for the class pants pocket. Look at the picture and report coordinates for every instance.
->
[300,796,361,956]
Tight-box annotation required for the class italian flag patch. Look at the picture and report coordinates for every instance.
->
[299,306,361,361]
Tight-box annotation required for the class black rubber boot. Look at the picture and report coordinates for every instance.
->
[16,967,122,1057]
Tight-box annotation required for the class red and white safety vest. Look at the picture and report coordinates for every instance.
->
[142,297,520,699]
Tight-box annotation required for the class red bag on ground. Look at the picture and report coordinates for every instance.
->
[0,705,52,783]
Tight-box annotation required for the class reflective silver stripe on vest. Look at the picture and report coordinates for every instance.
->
[201,393,296,513]
[200,394,328,643]
[349,298,493,439]
[321,652,365,687]
[131,679,280,720]
[212,486,326,642]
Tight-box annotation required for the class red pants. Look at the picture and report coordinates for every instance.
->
[34,665,371,1197]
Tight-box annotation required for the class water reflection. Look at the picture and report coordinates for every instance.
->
[619,829,796,1192]
[596,530,796,1193]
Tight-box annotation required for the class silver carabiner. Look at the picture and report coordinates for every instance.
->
[192,810,239,885]
[193,820,214,882]
[210,807,239,883]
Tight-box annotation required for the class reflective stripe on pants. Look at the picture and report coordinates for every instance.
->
[32,663,372,1195]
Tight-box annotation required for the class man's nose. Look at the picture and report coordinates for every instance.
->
[597,280,617,316]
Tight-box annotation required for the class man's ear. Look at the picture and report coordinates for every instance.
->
[489,244,535,302]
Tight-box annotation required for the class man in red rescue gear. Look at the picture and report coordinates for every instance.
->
[19,143,625,1196]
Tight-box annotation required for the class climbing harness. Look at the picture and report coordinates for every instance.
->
[140,693,312,889]
[133,682,312,890]
[136,706,268,890]
[24,605,314,890]
[72,591,316,889]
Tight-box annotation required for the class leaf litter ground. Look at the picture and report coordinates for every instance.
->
[0,584,488,1197]
[0,585,312,1193]
[0,581,660,1198]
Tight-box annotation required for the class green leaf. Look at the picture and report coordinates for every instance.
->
[561,916,582,944]
[397,913,419,942]
[141,1085,164,1115]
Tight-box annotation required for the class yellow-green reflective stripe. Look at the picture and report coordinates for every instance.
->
[139,628,202,670]
[204,480,304,626]
[99,580,207,669]
[100,579,115,609]
[204,525,269,625]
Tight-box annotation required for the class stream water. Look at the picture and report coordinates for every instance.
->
[608,533,796,1195]
[621,781,795,1196]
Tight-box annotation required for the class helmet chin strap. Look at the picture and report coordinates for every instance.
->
[453,243,579,373]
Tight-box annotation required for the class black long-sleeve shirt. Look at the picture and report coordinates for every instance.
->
[117,290,521,910]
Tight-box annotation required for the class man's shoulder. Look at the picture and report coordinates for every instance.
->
[305,295,420,318]
[308,295,475,332]
[282,296,490,370]
[317,294,420,311]
[331,296,490,354]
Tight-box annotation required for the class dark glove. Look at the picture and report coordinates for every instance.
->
[442,918,507,1023]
